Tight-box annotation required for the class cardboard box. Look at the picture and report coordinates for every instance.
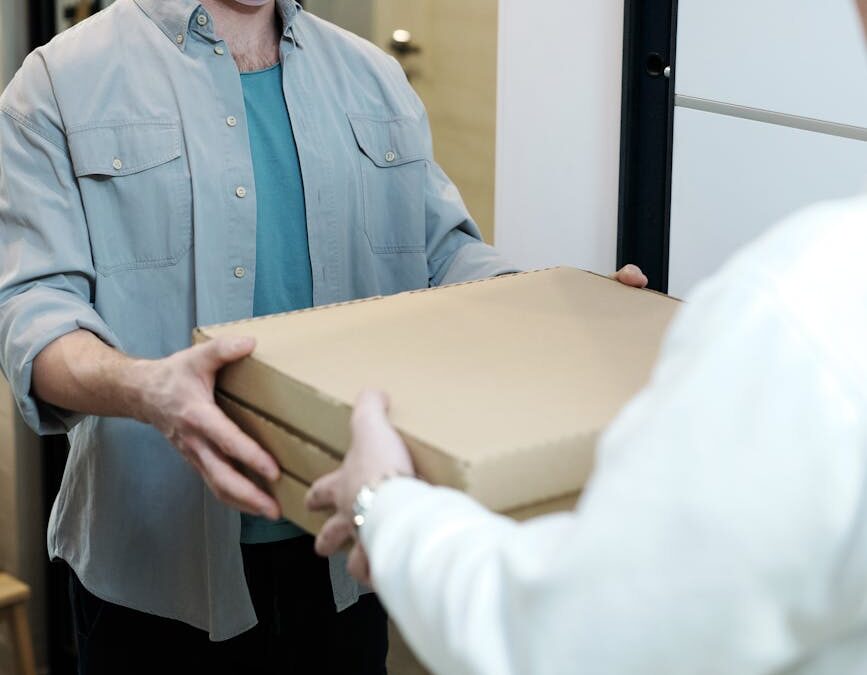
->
[195,268,681,531]
[217,392,580,533]
[268,469,581,536]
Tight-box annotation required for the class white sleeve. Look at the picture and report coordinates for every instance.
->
[361,275,867,675]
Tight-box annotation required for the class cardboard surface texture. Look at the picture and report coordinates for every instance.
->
[196,268,681,527]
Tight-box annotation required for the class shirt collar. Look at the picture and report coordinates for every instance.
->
[133,0,301,50]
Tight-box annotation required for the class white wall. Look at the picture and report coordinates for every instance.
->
[495,0,625,275]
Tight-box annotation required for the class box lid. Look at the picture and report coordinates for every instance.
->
[196,268,680,510]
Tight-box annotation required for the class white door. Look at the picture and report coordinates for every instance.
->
[668,0,867,297]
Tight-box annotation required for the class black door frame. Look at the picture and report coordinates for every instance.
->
[29,0,58,50]
[617,0,679,293]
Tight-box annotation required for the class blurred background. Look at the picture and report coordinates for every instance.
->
[1,1,866,673]
[305,0,499,244]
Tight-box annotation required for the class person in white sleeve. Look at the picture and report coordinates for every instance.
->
[305,4,867,674]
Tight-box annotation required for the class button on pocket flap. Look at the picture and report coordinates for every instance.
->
[68,120,182,177]
[347,113,428,168]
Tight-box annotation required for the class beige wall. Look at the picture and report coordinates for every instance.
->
[0,379,48,673]
[373,0,499,242]
[1,5,46,672]
[303,0,374,39]
[0,379,15,675]
[304,0,499,243]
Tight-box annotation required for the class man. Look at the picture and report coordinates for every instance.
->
[308,3,867,674]
[0,0,645,672]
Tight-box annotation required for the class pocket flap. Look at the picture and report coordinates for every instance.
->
[347,113,428,168]
[67,120,182,177]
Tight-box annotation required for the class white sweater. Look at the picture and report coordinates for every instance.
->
[361,196,867,675]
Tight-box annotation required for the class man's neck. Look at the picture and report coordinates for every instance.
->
[199,0,281,72]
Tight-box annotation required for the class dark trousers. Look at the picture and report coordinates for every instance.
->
[68,535,389,675]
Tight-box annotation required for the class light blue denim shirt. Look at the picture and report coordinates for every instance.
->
[0,0,516,640]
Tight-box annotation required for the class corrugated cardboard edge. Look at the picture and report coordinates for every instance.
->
[273,469,580,536]
[196,269,554,334]
[194,269,680,338]
[216,391,475,501]
[212,354,494,496]
[464,431,599,512]
[217,392,341,483]
[273,472,330,534]
[508,493,580,521]
[219,393,593,514]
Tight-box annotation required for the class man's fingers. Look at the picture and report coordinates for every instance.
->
[614,264,649,289]
[306,471,341,512]
[615,264,647,287]
[182,440,207,475]
[347,543,371,585]
[194,441,281,519]
[200,405,281,482]
[315,514,354,557]
[194,336,256,371]
[185,439,260,514]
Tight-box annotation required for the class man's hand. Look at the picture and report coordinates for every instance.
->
[134,336,282,519]
[306,390,415,585]
[32,330,281,518]
[614,264,649,288]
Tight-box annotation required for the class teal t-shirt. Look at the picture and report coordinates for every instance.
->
[240,63,312,544]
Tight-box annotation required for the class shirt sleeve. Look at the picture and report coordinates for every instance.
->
[0,51,121,435]
[383,64,519,286]
[361,274,867,675]
[423,149,521,286]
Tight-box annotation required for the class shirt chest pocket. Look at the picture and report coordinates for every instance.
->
[348,113,428,254]
[67,120,192,275]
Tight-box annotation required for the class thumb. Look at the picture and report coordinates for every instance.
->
[194,336,257,371]
[351,390,391,433]
[306,470,341,512]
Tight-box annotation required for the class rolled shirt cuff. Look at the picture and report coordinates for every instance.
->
[1,285,121,435]
[437,241,522,286]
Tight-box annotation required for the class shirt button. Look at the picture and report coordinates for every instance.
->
[176,34,184,44]
[112,158,123,171]
[196,14,208,26]
[235,186,248,199]
[233,266,247,279]
[214,45,225,56]
[385,151,397,163]
[226,116,238,127]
